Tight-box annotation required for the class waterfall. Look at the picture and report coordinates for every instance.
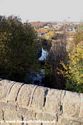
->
[25,48,48,86]
[38,48,48,61]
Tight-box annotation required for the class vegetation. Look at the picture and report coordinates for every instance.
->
[44,31,83,93]
[0,16,38,81]
[0,16,83,93]
[37,26,83,93]
[61,32,83,93]
[46,33,67,89]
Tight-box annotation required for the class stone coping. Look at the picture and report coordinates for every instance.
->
[0,80,83,125]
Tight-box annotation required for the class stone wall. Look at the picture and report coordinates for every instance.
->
[0,80,83,125]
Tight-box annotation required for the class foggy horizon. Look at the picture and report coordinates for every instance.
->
[0,0,83,22]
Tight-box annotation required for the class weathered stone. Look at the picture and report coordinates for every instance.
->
[79,94,83,118]
[42,123,56,125]
[44,89,62,113]
[6,82,23,103]
[58,118,81,125]
[63,91,80,117]
[43,123,57,125]
[17,84,35,108]
[0,80,83,125]
[30,86,47,110]
[0,80,15,101]
[28,123,41,125]
[17,108,36,120]
[36,113,56,121]
[0,110,3,120]
[4,104,21,125]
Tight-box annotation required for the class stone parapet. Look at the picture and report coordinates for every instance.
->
[0,80,83,125]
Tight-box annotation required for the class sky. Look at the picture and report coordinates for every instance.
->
[0,0,83,22]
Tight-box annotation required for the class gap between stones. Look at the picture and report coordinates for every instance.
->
[43,89,48,107]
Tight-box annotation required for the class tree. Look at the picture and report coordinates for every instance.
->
[63,32,83,92]
[47,33,68,89]
[0,16,38,81]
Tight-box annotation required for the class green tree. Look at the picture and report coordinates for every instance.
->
[0,16,38,81]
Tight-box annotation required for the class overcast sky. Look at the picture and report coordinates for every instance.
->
[0,0,83,22]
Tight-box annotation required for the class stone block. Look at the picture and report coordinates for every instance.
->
[63,91,80,117]
[36,113,56,121]
[58,118,81,125]
[79,94,83,118]
[6,82,23,103]
[0,80,15,101]
[4,104,21,125]
[30,86,47,110]
[44,89,62,113]
[17,108,36,120]
[17,84,35,108]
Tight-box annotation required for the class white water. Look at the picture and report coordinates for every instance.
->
[38,48,48,61]
[25,48,48,86]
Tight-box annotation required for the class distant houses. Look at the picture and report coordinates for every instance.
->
[30,21,79,40]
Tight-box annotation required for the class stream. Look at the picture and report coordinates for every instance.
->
[24,48,48,86]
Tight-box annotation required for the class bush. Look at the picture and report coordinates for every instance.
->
[0,16,38,81]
